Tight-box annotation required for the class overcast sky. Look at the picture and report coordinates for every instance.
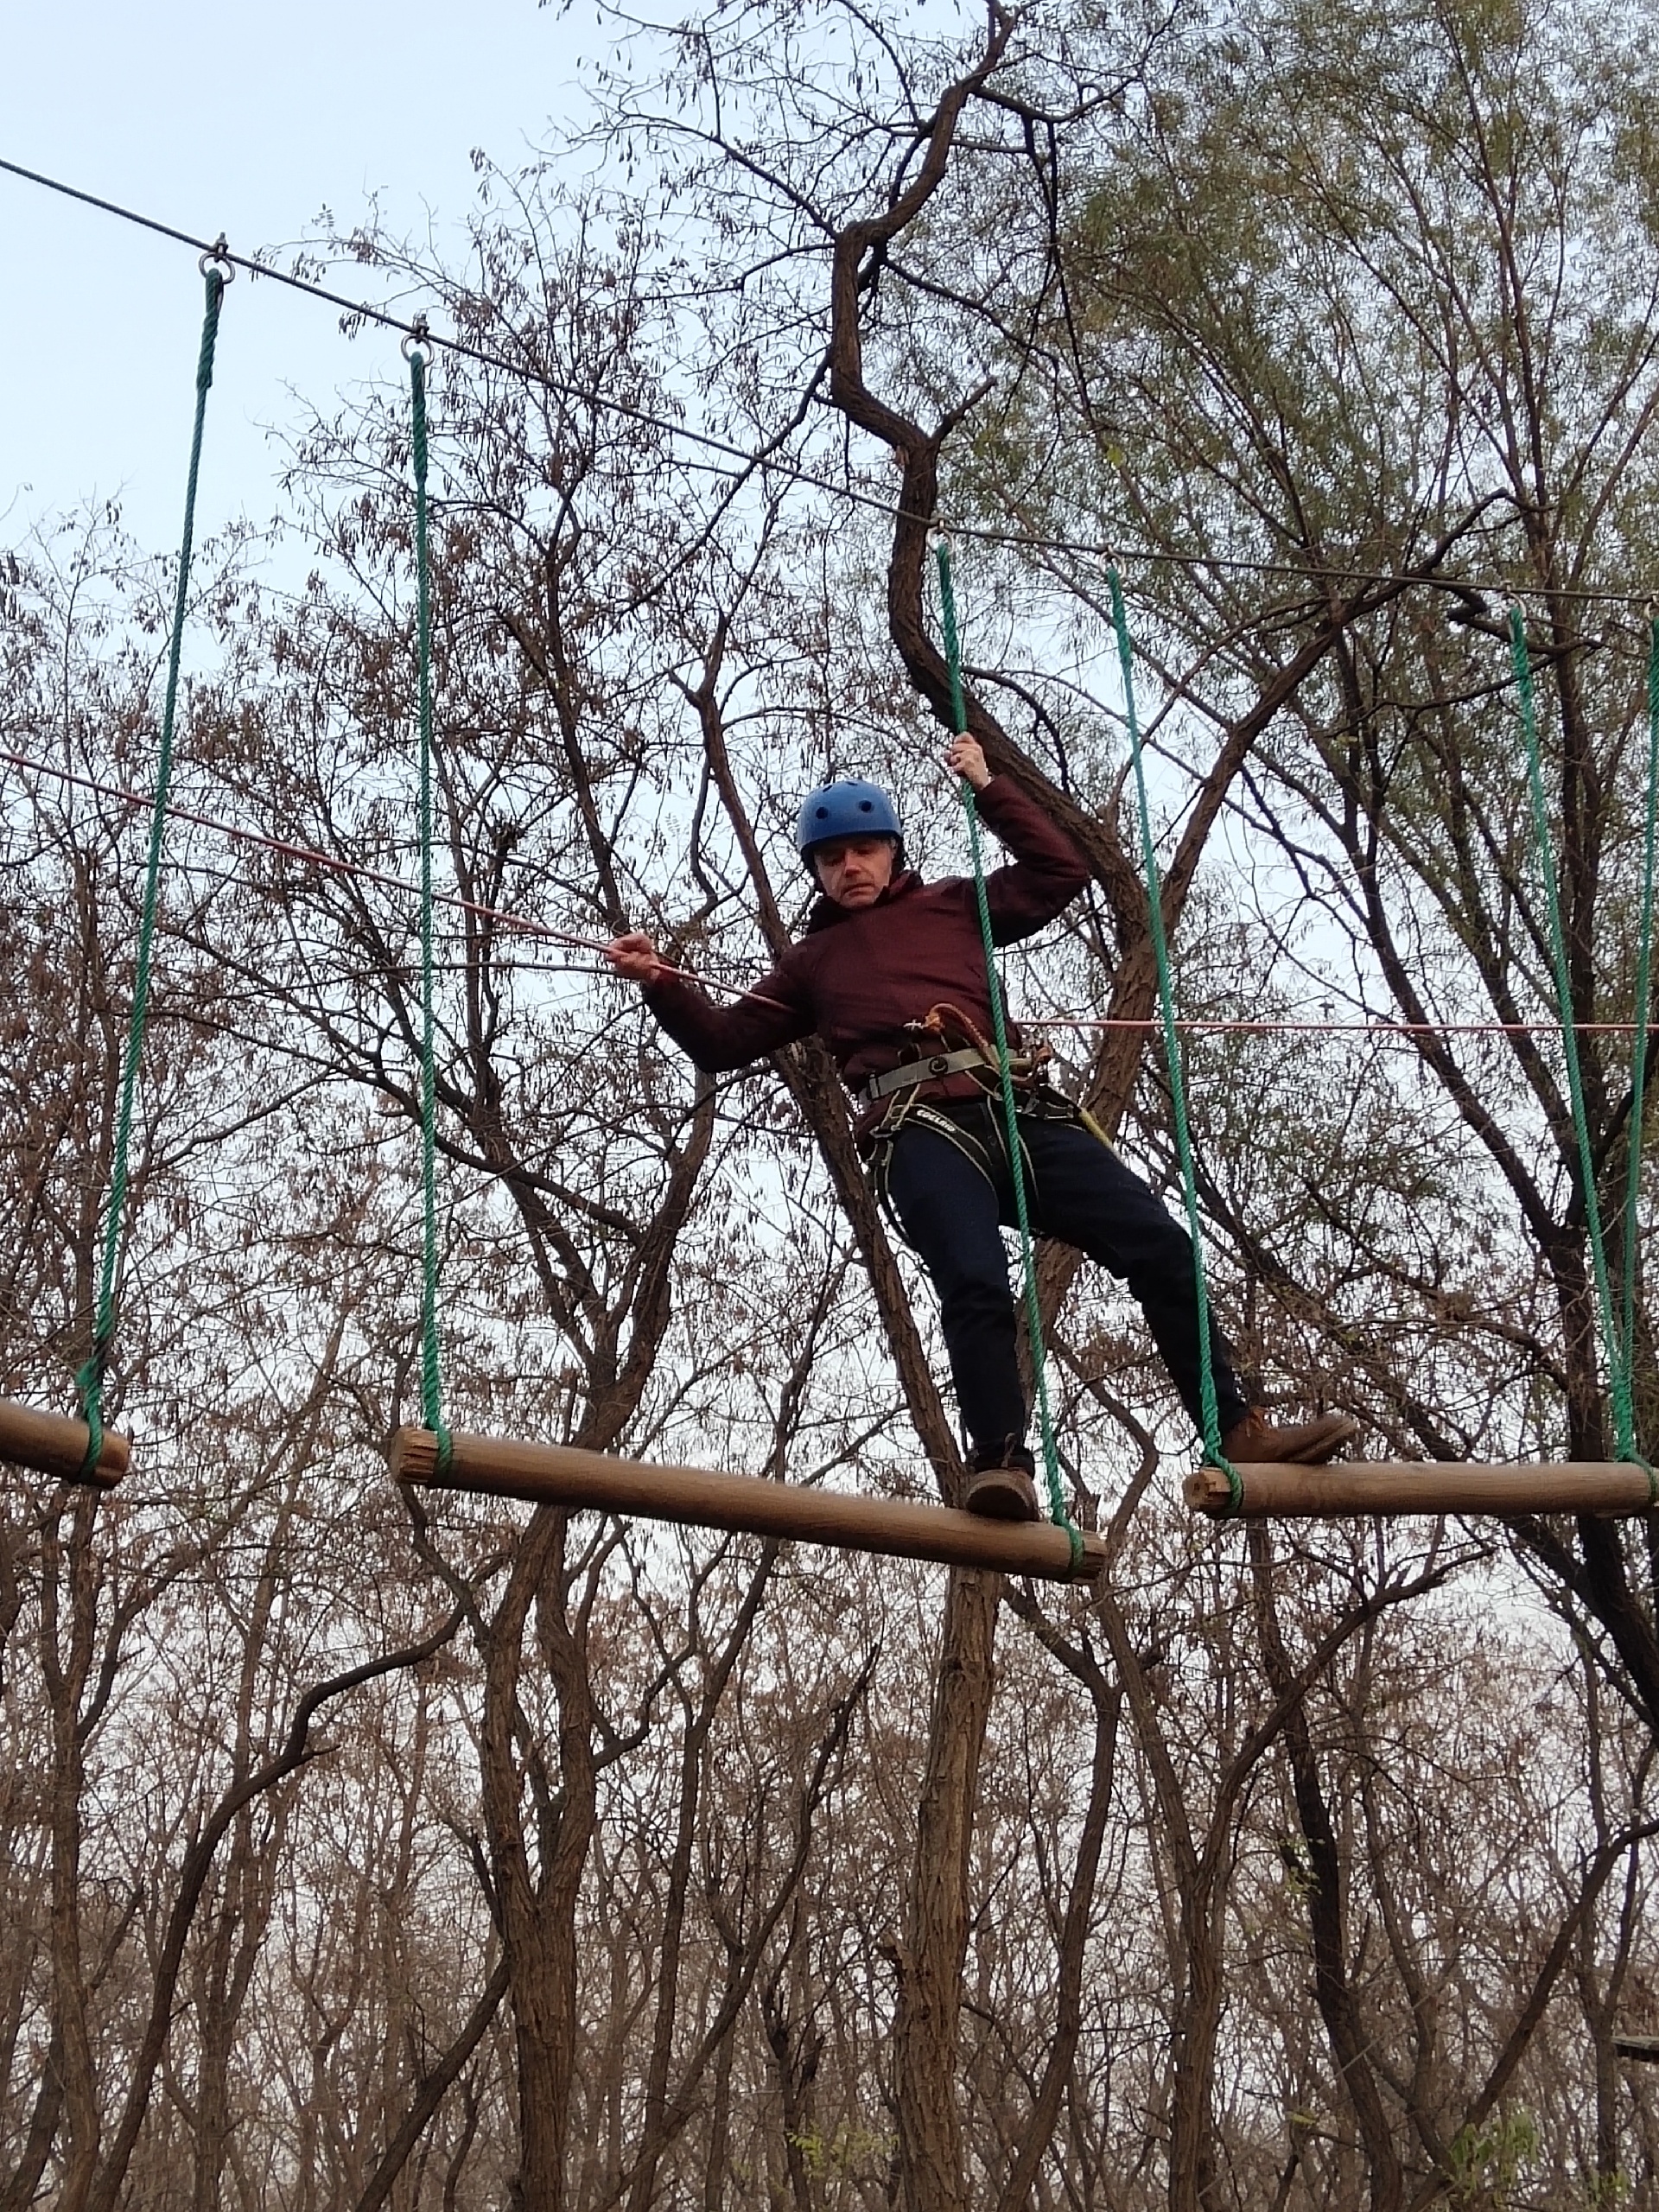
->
[3,0,604,563]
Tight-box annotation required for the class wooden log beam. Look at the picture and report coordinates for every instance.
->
[1183,1460,1656,1520]
[391,1427,1106,1581]
[0,1398,129,1489]
[1616,2035,1659,2064]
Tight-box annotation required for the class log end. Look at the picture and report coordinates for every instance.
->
[1183,1465,1234,1514]
[86,1428,129,1488]
[388,1425,441,1487]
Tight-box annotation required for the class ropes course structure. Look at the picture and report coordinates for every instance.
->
[385,359,1106,1581]
[1179,609,1659,1520]
[0,251,232,1493]
[3,198,1654,1544]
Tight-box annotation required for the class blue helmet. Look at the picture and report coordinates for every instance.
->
[794,779,903,866]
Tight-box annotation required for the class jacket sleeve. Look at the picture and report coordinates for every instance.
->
[641,957,814,1072]
[972,773,1092,944]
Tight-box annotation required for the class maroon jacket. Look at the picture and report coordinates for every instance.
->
[642,775,1090,1129]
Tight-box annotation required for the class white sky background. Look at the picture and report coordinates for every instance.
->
[2,0,607,562]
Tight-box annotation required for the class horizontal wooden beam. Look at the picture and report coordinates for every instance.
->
[0,1398,129,1489]
[1616,2035,1659,2064]
[1184,1460,1656,1520]
[391,1427,1106,1581]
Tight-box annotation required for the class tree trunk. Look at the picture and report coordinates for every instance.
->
[1248,1528,1403,2212]
[893,1567,999,2212]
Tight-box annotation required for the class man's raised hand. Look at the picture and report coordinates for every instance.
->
[943,734,992,791]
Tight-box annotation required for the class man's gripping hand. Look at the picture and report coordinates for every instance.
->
[604,932,666,986]
[943,734,992,791]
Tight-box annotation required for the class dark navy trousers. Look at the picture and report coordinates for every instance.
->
[880,1102,1249,1453]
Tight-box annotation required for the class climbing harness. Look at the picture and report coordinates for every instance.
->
[73,251,232,1480]
[861,1048,999,1107]
[931,540,1085,1572]
[858,1001,1050,1109]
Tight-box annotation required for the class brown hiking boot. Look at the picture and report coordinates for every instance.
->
[963,1440,1040,1521]
[1219,1408,1359,1466]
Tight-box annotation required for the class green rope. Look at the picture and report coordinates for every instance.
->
[76,264,227,1472]
[410,342,452,1473]
[1508,608,1641,1468]
[1624,621,1659,1492]
[1108,572,1242,1514]
[932,542,1084,1574]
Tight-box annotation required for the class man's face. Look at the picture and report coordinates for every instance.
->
[812,834,898,908]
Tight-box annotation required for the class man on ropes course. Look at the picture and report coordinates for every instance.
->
[605,738,1357,1520]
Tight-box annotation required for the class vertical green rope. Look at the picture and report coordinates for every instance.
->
[1622,622,1659,1458]
[1508,608,1639,1467]
[1108,572,1241,1514]
[409,341,452,1473]
[75,264,227,1473]
[932,541,1084,1574]
[1628,632,1659,1442]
